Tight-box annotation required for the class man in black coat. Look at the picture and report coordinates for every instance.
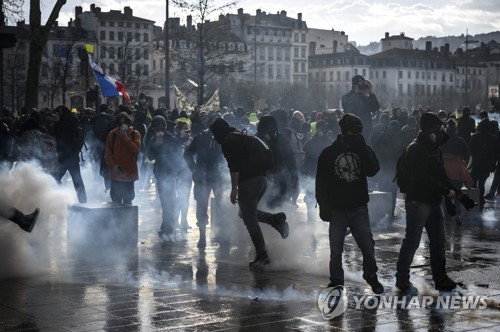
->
[210,118,289,271]
[395,112,460,294]
[184,118,225,248]
[341,75,380,142]
[53,105,87,203]
[316,114,383,294]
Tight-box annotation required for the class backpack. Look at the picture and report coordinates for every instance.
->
[231,130,274,173]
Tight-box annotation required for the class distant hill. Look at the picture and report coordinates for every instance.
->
[356,31,500,55]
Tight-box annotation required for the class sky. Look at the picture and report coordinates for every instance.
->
[20,0,500,45]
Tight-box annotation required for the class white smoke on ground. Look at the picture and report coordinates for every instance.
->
[0,162,75,279]
[481,210,499,229]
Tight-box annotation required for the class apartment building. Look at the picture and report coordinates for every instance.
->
[76,4,155,105]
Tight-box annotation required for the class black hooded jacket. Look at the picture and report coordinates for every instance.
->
[404,132,452,205]
[316,134,379,210]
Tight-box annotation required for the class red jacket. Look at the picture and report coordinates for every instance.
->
[105,127,141,182]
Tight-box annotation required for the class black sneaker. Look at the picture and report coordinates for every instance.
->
[435,275,458,292]
[249,256,270,271]
[327,282,344,288]
[273,212,289,239]
[366,275,384,295]
[396,280,418,295]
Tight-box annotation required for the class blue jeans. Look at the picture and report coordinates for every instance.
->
[157,175,176,235]
[396,201,447,283]
[110,180,135,205]
[328,205,378,285]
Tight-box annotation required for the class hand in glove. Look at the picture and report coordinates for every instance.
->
[319,204,333,222]
[444,197,456,217]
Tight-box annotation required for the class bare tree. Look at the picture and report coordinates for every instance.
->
[171,0,238,105]
[3,44,27,110]
[24,0,66,110]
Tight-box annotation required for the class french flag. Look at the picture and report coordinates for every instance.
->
[88,53,131,105]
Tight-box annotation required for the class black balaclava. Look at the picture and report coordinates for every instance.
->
[210,118,233,144]
[257,115,278,142]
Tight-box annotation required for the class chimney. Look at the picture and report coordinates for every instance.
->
[75,6,82,17]
[53,20,58,27]
[298,13,302,21]
[256,9,261,16]
[385,32,389,39]
[124,6,132,17]
[280,10,287,17]
[425,41,432,51]
[219,14,224,21]
[187,15,192,29]
[95,7,101,14]
[445,43,450,55]
[340,31,345,36]
[238,8,243,16]
[90,4,95,12]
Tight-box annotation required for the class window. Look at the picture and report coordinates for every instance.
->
[143,49,149,60]
[100,21,105,27]
[268,47,274,60]
[135,23,140,29]
[135,64,141,76]
[276,47,282,61]
[127,32,132,41]
[118,31,123,41]
[118,21,124,27]
[277,64,282,79]
[100,46,106,58]
[433,72,437,80]
[260,65,265,78]
[301,33,306,43]
[407,71,411,79]
[442,72,446,82]
[259,47,265,60]
[41,62,48,77]
[294,47,298,57]
[301,47,306,58]
[135,48,140,60]
[407,84,411,95]
[330,71,334,81]
[126,22,131,28]
[345,71,350,81]
[376,71,379,79]
[135,33,140,42]
[398,71,402,79]
[294,62,298,73]
[398,84,402,94]
[449,73,453,82]
[294,33,298,42]
[109,21,114,27]
[383,71,386,79]
[109,31,114,40]
[362,69,366,77]
[416,71,420,79]
[268,64,273,78]
[143,33,149,42]
[108,47,115,58]
[143,64,149,75]
[109,63,115,75]
[285,48,290,61]
[153,60,156,70]
[144,24,148,29]
[100,31,106,40]
[301,62,306,73]
[285,65,290,79]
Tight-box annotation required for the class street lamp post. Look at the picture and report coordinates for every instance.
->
[464,28,478,107]
[165,0,170,109]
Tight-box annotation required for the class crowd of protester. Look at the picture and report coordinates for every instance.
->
[1,81,498,292]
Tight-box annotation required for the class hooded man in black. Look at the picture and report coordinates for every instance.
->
[316,114,384,294]
[210,118,289,270]
[395,112,460,294]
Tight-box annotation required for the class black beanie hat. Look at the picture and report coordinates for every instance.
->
[352,75,365,85]
[420,112,443,131]
[339,113,363,134]
[210,118,233,143]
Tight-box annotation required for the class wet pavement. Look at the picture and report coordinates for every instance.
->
[1,174,500,331]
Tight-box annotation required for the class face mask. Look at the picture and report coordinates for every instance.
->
[264,131,277,142]
[429,132,437,143]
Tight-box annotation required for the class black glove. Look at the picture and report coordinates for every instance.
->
[457,193,477,211]
[444,197,456,217]
[319,204,332,222]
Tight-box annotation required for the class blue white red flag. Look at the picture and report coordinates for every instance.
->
[87,53,130,105]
